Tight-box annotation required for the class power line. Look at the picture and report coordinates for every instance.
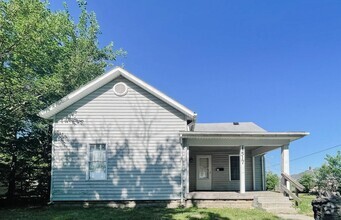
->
[291,144,341,162]
[268,144,341,168]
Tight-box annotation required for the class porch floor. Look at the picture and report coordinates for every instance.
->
[186,191,282,200]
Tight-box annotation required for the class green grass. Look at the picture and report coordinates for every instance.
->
[295,193,315,217]
[0,206,280,220]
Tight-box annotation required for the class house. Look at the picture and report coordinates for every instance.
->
[39,67,308,203]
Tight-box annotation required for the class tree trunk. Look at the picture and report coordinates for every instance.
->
[7,154,17,203]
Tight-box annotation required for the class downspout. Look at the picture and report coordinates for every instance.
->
[179,134,183,204]
[180,113,196,204]
[49,115,56,204]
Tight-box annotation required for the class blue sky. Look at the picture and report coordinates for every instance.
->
[50,1,341,175]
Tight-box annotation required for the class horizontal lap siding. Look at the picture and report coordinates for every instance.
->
[52,76,186,201]
[254,155,263,191]
[189,148,253,191]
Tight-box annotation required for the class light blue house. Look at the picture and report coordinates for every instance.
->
[39,67,308,203]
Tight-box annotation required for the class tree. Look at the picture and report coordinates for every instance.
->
[315,151,341,193]
[299,173,316,193]
[266,171,279,191]
[0,0,124,203]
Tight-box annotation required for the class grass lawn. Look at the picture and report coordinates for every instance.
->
[0,206,280,220]
[295,193,316,217]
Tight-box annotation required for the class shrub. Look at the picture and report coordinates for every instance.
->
[266,172,279,191]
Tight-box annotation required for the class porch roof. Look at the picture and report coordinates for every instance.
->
[180,131,308,142]
[194,122,266,132]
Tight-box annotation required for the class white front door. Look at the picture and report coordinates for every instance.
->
[196,155,212,190]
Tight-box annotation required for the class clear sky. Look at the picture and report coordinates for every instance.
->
[49,1,341,175]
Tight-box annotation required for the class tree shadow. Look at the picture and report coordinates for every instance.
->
[52,77,185,202]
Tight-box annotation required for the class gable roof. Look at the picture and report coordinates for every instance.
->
[39,67,196,119]
[194,122,266,132]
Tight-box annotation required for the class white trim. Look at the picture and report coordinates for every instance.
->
[252,156,255,190]
[196,155,212,190]
[50,115,56,202]
[180,145,183,203]
[228,154,240,181]
[281,144,290,190]
[186,147,189,194]
[39,67,196,119]
[180,131,309,142]
[113,82,128,96]
[87,143,108,181]
[240,145,246,193]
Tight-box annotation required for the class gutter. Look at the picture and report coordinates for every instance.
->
[187,113,197,131]
[180,131,309,141]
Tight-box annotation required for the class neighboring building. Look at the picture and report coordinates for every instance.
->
[39,67,308,202]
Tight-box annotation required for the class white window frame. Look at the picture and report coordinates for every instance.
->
[87,143,107,180]
[229,154,240,181]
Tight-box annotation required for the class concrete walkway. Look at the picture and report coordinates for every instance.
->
[277,213,314,220]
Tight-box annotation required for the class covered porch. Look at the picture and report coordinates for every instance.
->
[180,125,308,198]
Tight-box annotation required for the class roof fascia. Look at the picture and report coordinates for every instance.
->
[179,131,309,141]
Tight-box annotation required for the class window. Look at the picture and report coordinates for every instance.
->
[230,155,240,180]
[89,144,107,180]
[198,157,209,179]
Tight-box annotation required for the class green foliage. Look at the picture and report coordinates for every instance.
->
[315,151,341,193]
[299,173,316,193]
[296,193,315,217]
[266,171,279,191]
[0,0,124,202]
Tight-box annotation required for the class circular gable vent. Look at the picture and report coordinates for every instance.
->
[113,82,128,96]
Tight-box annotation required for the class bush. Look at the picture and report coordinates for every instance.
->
[315,151,341,193]
[299,173,316,193]
[266,172,279,191]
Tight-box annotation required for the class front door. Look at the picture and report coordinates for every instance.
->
[196,155,212,190]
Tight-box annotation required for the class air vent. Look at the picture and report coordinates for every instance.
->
[113,82,128,96]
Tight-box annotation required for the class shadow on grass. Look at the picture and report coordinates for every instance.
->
[0,206,283,220]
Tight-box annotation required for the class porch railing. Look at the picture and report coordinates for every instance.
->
[281,172,305,206]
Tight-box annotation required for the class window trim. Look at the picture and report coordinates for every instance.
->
[229,154,240,181]
[87,143,107,181]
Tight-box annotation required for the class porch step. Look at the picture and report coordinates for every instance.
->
[253,194,298,215]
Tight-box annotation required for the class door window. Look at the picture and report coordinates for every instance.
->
[198,157,209,179]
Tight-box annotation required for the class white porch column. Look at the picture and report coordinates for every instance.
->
[281,144,290,190]
[185,146,189,194]
[240,145,246,193]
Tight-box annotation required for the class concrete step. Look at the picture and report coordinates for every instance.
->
[253,193,298,215]
[253,192,285,197]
